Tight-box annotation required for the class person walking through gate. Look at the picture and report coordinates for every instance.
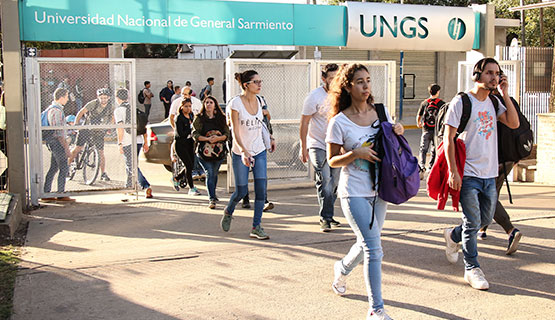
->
[159,80,174,119]
[416,83,444,179]
[114,88,135,188]
[326,64,403,320]
[220,70,276,240]
[442,57,519,290]
[172,98,201,196]
[192,96,229,209]
[42,88,75,202]
[300,63,341,232]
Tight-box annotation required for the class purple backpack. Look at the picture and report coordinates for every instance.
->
[373,104,420,205]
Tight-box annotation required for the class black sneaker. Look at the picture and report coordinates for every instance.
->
[506,228,522,255]
[330,218,341,227]
[320,220,332,232]
[100,172,111,181]
[242,200,251,209]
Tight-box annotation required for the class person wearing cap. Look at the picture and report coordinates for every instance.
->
[68,88,114,181]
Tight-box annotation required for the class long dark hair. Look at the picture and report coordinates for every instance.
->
[199,96,226,129]
[328,63,374,119]
[179,98,192,116]
[234,70,258,91]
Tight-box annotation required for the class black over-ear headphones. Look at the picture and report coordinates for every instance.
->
[471,57,501,82]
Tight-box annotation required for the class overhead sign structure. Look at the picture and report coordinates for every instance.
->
[346,2,477,51]
[19,0,479,52]
[19,0,345,46]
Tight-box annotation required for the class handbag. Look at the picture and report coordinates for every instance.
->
[260,119,272,151]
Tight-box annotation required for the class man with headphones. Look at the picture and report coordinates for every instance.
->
[441,57,519,290]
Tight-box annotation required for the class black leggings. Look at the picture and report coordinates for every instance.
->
[175,139,195,189]
[481,162,516,234]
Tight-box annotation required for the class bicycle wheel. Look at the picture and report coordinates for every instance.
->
[82,146,100,185]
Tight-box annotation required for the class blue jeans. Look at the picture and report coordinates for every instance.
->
[309,148,340,221]
[44,138,68,193]
[137,144,150,189]
[193,154,205,176]
[450,177,497,270]
[225,151,267,228]
[198,157,223,201]
[337,196,388,311]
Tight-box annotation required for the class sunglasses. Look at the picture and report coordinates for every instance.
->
[247,80,263,85]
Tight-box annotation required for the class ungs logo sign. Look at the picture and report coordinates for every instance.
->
[448,18,466,40]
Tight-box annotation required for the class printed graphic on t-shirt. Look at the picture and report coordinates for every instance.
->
[240,118,261,132]
[352,133,377,172]
[474,110,495,140]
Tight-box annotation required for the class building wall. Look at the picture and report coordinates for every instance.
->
[536,114,555,185]
[135,59,225,122]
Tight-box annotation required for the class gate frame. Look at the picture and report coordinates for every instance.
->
[25,58,137,206]
[225,58,397,193]
[458,60,521,101]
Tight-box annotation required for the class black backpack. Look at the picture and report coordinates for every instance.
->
[123,103,148,135]
[495,95,533,163]
[138,89,145,104]
[423,98,444,129]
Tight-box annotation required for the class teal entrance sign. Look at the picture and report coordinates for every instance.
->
[19,0,346,46]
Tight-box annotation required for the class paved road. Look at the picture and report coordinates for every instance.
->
[13,166,555,319]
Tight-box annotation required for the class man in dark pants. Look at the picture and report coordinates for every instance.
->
[478,163,523,254]
[416,83,444,179]
[159,80,174,119]
[142,81,154,120]
[42,88,74,202]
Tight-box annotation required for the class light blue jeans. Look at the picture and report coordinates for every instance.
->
[225,151,267,227]
[309,148,340,221]
[450,176,497,270]
[137,144,150,190]
[337,196,388,311]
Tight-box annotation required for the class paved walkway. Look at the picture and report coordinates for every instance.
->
[12,177,555,319]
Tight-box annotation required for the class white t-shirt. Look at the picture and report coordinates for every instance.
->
[229,96,266,156]
[445,93,506,178]
[326,108,393,198]
[302,86,330,150]
[169,96,202,117]
[114,104,132,147]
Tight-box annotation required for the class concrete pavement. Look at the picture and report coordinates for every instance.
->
[12,173,555,319]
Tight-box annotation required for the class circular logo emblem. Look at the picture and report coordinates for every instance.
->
[448,18,466,40]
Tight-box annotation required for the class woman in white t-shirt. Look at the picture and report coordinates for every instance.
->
[325,64,404,320]
[220,70,276,240]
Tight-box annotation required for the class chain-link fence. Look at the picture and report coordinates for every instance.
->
[225,59,396,190]
[25,58,137,205]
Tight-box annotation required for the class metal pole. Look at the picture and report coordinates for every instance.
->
[520,0,526,46]
[399,0,404,121]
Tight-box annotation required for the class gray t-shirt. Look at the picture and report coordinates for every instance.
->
[445,93,506,178]
[142,88,153,104]
[302,86,330,150]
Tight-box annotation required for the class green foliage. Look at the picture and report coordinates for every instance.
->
[124,44,178,58]
[0,247,20,320]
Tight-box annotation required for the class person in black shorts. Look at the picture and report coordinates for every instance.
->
[68,88,114,181]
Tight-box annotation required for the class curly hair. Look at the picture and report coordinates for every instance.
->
[328,63,374,119]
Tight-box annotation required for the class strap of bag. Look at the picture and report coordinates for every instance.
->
[374,103,388,123]
[456,93,471,138]
[502,161,513,204]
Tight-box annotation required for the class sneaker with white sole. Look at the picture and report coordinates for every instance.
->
[443,228,461,264]
[367,308,393,320]
[188,187,201,196]
[506,228,522,255]
[332,261,347,296]
[249,225,270,240]
[464,267,489,290]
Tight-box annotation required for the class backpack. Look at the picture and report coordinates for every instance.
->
[199,86,207,101]
[136,108,148,135]
[41,104,63,140]
[138,89,145,104]
[372,103,420,207]
[495,95,533,163]
[423,98,444,129]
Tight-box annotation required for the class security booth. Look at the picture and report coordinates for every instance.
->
[9,0,501,208]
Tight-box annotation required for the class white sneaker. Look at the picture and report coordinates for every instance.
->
[443,228,461,264]
[464,267,489,290]
[188,187,201,196]
[331,261,347,296]
[367,308,393,320]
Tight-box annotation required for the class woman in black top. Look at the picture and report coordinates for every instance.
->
[172,98,200,196]
[192,96,229,209]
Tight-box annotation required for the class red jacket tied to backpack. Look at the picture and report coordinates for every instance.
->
[427,139,466,211]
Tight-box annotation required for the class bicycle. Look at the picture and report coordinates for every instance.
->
[67,138,101,185]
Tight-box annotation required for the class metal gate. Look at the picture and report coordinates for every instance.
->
[25,58,137,206]
[225,59,396,190]
[458,60,521,101]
